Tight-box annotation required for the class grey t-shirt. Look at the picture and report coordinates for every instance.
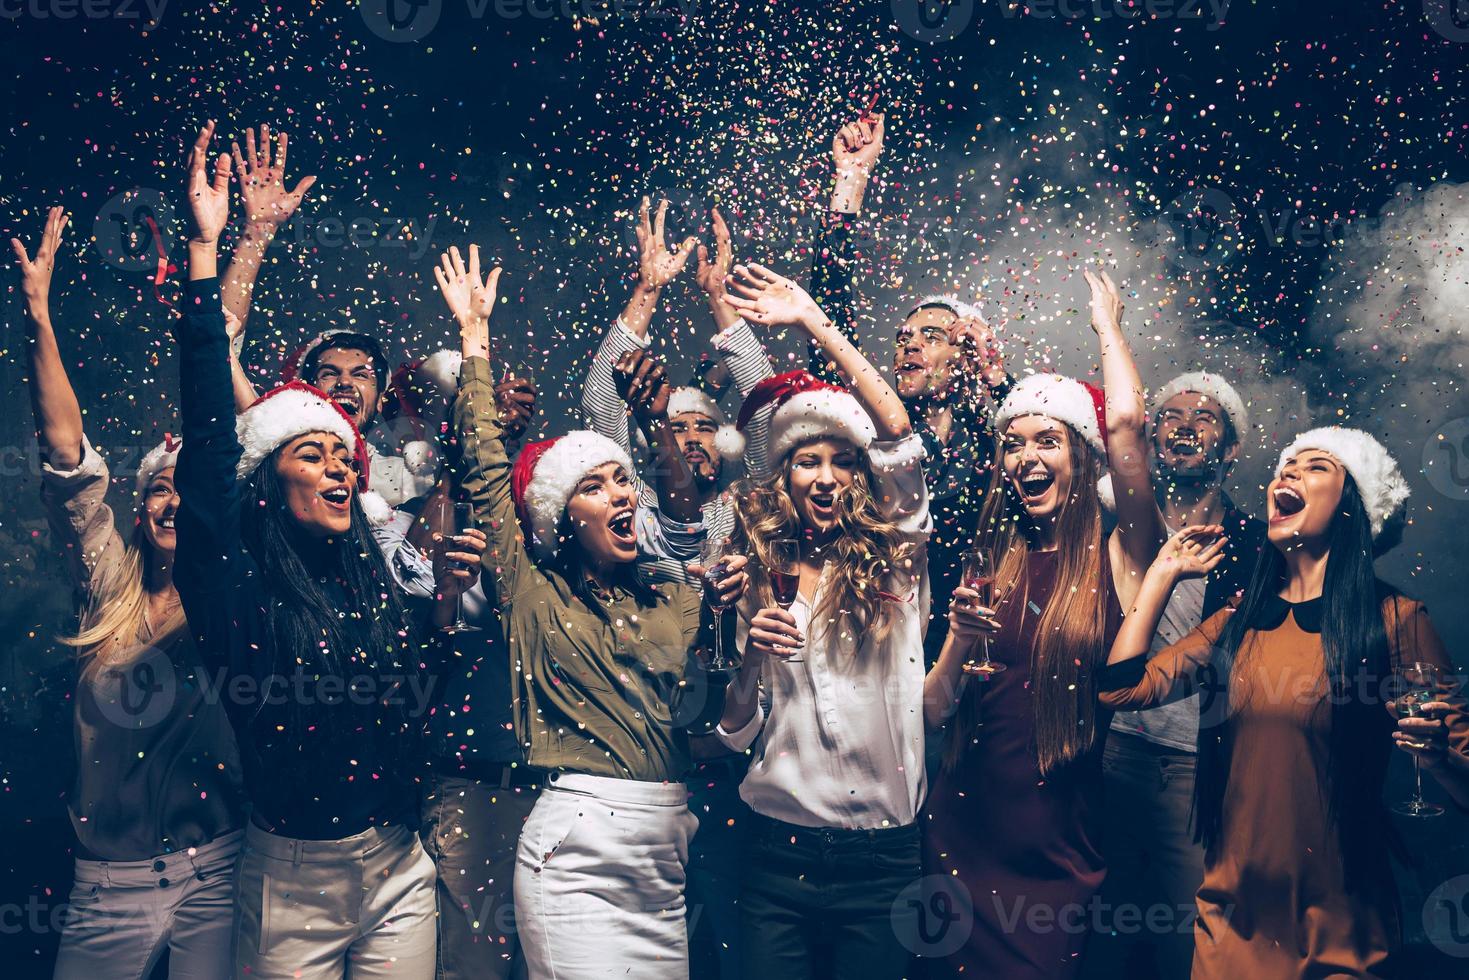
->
[1108,572,1207,752]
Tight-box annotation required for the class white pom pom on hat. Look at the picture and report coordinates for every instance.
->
[1275,427,1409,540]
[667,386,743,462]
[731,370,877,464]
[511,431,635,560]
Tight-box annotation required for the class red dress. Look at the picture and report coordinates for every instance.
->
[921,550,1124,979]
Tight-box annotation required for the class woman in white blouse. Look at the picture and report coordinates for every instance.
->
[716,262,930,980]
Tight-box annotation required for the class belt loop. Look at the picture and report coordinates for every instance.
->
[98,863,111,888]
[500,766,512,791]
[292,839,303,869]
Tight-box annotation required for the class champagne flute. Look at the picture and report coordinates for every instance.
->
[958,549,1005,675]
[700,537,741,673]
[768,538,803,663]
[1392,661,1445,818]
[441,501,481,635]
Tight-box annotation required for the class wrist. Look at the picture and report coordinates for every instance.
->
[243,220,280,242]
[830,169,869,214]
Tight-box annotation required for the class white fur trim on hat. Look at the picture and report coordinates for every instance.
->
[994,374,1106,457]
[417,349,463,395]
[769,389,878,463]
[135,438,182,495]
[910,293,985,322]
[1275,427,1409,540]
[1152,372,1249,441]
[522,431,634,559]
[235,387,360,482]
[402,439,438,476]
[668,386,743,463]
[359,490,394,526]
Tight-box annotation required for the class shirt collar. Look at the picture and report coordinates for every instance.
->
[1249,593,1324,634]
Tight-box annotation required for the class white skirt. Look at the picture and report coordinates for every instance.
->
[514,771,698,979]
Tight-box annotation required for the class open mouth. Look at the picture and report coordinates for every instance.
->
[1271,485,1305,519]
[331,391,363,416]
[158,517,176,530]
[809,492,836,519]
[607,510,636,544]
[1018,470,1055,501]
[896,360,925,378]
[1167,431,1202,457]
[320,485,352,511]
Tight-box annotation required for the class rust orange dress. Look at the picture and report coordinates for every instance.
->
[1099,591,1468,979]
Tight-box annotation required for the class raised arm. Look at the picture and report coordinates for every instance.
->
[726,262,911,441]
[220,124,316,330]
[1086,269,1166,597]
[14,207,83,470]
[619,196,697,340]
[614,349,702,523]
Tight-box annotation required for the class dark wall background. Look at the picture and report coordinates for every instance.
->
[3,0,1468,974]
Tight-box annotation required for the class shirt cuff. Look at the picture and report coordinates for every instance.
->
[614,318,652,349]
[866,432,927,473]
[184,275,220,303]
[461,354,495,387]
[714,702,764,753]
[40,433,106,482]
[710,319,756,352]
[1098,658,1147,692]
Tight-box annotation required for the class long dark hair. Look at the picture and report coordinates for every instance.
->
[239,456,426,789]
[1195,475,1393,885]
[550,510,662,620]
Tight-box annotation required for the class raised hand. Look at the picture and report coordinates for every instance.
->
[636,196,698,291]
[432,245,501,361]
[694,207,734,307]
[494,376,538,441]
[1083,267,1124,336]
[231,123,317,230]
[949,314,1006,389]
[1152,525,1227,583]
[724,262,825,330]
[11,206,68,311]
[832,111,885,175]
[613,349,672,426]
[186,121,231,244]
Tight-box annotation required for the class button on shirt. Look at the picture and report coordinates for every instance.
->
[717,433,932,831]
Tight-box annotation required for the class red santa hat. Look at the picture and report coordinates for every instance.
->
[135,434,182,495]
[994,373,1113,509]
[511,431,635,559]
[1275,427,1409,541]
[1151,371,1249,441]
[666,385,743,462]
[908,293,986,323]
[730,370,877,464]
[235,381,392,524]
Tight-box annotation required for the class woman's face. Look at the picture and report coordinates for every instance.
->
[1267,449,1346,550]
[140,466,179,555]
[564,461,640,566]
[1001,415,1075,521]
[274,432,357,538]
[787,438,859,533]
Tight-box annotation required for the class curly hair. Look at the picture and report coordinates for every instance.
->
[729,446,917,648]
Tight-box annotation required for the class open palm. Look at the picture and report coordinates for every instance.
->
[724,263,823,329]
[232,124,317,228]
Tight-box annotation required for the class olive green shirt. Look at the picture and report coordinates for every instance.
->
[455,356,718,782]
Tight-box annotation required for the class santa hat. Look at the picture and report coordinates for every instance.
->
[135,434,182,495]
[667,386,743,462]
[280,328,389,387]
[1275,427,1409,541]
[909,293,986,323]
[729,370,877,464]
[235,381,393,525]
[511,431,634,559]
[994,374,1113,510]
[381,348,464,476]
[1151,371,1249,442]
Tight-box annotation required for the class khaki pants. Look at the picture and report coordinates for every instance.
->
[53,829,242,980]
[514,772,698,979]
[419,772,541,980]
[234,820,436,979]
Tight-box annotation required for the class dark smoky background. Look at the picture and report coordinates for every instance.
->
[2,0,1467,973]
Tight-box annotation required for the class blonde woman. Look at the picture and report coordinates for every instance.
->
[16,206,245,979]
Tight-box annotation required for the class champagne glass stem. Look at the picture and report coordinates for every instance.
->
[1414,757,1425,808]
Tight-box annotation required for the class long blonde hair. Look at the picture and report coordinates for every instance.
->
[943,425,1109,776]
[62,517,186,664]
[730,443,917,648]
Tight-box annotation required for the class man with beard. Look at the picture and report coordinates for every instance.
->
[581,197,773,587]
[1086,372,1267,980]
[808,111,1012,665]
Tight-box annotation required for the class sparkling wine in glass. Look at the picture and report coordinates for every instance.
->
[1392,662,1445,818]
[769,537,803,663]
[700,537,740,673]
[441,502,481,635]
[958,548,1004,675]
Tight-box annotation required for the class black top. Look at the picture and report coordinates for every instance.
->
[174,276,415,839]
[1202,494,1270,619]
[806,211,1007,663]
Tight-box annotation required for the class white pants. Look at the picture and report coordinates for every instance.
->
[53,829,242,980]
[234,820,436,980]
[514,772,698,979]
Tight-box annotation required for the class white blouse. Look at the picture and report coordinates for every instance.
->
[716,433,931,830]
